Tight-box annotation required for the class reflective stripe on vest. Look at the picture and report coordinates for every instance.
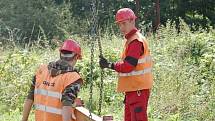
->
[35,104,62,115]
[119,67,152,76]
[138,56,152,64]
[34,89,62,99]
[118,55,152,77]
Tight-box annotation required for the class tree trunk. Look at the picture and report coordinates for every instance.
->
[155,0,160,30]
[135,0,140,18]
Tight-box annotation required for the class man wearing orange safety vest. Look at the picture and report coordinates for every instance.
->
[22,39,83,121]
[99,8,153,121]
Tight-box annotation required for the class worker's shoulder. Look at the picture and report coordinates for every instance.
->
[63,71,82,83]
[135,31,146,40]
[130,32,148,46]
[35,64,48,73]
[38,64,48,69]
[64,70,81,77]
[38,64,48,70]
[129,39,143,47]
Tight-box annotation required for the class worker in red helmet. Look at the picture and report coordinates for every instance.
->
[99,8,153,121]
[22,39,83,121]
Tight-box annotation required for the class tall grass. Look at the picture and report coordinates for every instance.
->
[0,20,214,121]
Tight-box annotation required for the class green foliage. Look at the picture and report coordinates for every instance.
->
[0,0,62,41]
[0,108,34,121]
[0,43,58,113]
[148,20,215,121]
[0,20,214,121]
[1,0,215,45]
[160,0,215,28]
[0,50,37,112]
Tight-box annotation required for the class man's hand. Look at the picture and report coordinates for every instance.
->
[62,106,76,121]
[99,56,113,69]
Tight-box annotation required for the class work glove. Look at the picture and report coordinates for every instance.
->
[99,56,114,69]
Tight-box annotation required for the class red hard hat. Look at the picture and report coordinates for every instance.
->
[115,8,137,23]
[59,39,82,59]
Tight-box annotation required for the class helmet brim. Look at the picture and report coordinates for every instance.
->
[115,16,137,23]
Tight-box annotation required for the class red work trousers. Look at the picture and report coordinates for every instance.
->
[124,89,150,121]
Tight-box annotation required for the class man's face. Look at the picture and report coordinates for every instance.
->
[117,19,133,35]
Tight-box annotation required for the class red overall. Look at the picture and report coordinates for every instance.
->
[113,28,153,121]
[124,90,150,121]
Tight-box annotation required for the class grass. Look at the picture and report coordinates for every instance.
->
[0,21,214,121]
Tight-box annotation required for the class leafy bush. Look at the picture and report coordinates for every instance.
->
[0,20,214,121]
[148,19,215,121]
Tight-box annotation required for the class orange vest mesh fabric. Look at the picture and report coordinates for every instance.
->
[117,32,153,92]
[34,65,80,121]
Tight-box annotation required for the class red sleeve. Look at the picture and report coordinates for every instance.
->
[113,40,143,73]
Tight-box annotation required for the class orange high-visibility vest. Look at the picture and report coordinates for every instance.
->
[34,65,81,121]
[117,31,153,92]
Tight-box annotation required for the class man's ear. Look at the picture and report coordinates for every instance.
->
[75,55,79,60]
[130,19,135,24]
